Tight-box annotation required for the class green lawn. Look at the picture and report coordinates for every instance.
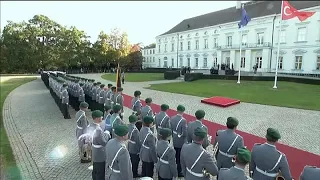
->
[147,79,320,111]
[101,73,164,82]
[0,77,36,179]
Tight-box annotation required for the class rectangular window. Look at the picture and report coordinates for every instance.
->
[213,38,218,48]
[153,49,155,54]
[171,58,174,67]
[195,40,199,49]
[278,56,283,69]
[187,41,191,50]
[226,57,230,66]
[158,45,160,53]
[295,56,303,70]
[195,58,199,67]
[317,56,320,70]
[203,58,207,67]
[213,57,218,67]
[241,57,245,68]
[179,57,183,67]
[297,27,306,42]
[180,42,183,51]
[164,61,168,68]
[256,57,262,68]
[280,30,286,43]
[227,36,232,47]
[257,32,264,45]
[204,39,208,49]
[171,43,174,51]
[187,58,190,67]
[153,57,155,63]
[242,34,247,46]
[150,50,152,54]
[164,44,167,52]
[158,59,161,67]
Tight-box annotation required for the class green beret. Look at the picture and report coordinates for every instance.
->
[111,86,116,90]
[145,98,152,103]
[107,84,113,87]
[134,90,141,97]
[114,124,129,137]
[177,105,185,112]
[117,87,123,91]
[113,104,122,113]
[62,84,67,87]
[266,128,281,141]
[227,117,239,127]
[159,128,172,138]
[79,102,89,108]
[104,105,111,111]
[195,110,205,119]
[97,82,101,85]
[161,104,169,111]
[93,83,97,86]
[143,116,154,124]
[194,127,207,138]
[92,110,103,119]
[91,79,95,82]
[129,115,138,123]
[237,147,251,164]
[100,84,105,88]
[75,80,80,83]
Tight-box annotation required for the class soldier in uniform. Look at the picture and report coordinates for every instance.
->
[114,87,124,119]
[91,82,98,111]
[110,104,124,138]
[300,165,320,180]
[180,127,219,179]
[127,115,141,178]
[131,90,143,130]
[170,105,187,177]
[155,104,170,131]
[140,116,157,178]
[74,79,81,111]
[91,110,110,180]
[61,83,71,119]
[249,128,292,180]
[109,86,117,108]
[187,110,211,149]
[156,128,178,180]
[78,83,85,103]
[97,84,105,112]
[103,84,113,107]
[218,147,251,180]
[76,102,90,162]
[141,98,156,133]
[106,125,133,180]
[214,117,244,170]
[103,105,113,132]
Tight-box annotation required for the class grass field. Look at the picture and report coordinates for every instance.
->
[0,77,36,179]
[101,73,164,82]
[147,79,320,111]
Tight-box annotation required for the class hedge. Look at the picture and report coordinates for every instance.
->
[164,71,181,80]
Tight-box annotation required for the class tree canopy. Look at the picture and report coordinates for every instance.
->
[0,15,143,73]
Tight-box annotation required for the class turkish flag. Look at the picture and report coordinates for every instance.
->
[282,1,315,22]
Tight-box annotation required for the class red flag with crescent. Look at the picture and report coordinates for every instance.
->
[282,1,315,22]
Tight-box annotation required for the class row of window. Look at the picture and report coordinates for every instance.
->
[144,56,155,63]
[143,49,155,55]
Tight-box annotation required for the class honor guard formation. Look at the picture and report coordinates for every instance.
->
[41,72,320,180]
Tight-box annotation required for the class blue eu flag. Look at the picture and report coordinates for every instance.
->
[238,7,251,28]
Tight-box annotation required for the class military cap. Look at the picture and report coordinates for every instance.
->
[93,82,97,86]
[134,90,141,97]
[227,117,239,127]
[111,86,116,90]
[194,127,207,138]
[129,114,138,123]
[97,82,101,85]
[113,104,122,113]
[79,83,84,86]
[92,110,103,119]
[104,105,111,111]
[100,84,105,88]
[177,105,185,112]
[195,110,205,119]
[145,98,152,103]
[236,147,251,164]
[266,128,281,141]
[79,102,89,108]
[117,87,123,91]
[161,104,169,111]
[107,84,113,88]
[143,116,154,124]
[114,124,129,137]
[62,83,67,87]
[159,128,172,138]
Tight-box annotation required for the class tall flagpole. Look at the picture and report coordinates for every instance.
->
[237,29,243,84]
[273,1,284,89]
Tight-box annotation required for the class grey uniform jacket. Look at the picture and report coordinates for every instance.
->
[98,90,105,104]
[95,88,102,102]
[78,87,85,102]
[91,123,110,162]
[249,143,292,180]
[114,93,124,107]
[75,110,88,139]
[156,140,178,179]
[131,97,142,113]
[91,86,97,100]
[104,89,112,105]
[218,166,250,180]
[187,120,210,149]
[75,84,80,97]
[155,111,170,130]
[180,142,218,180]
[300,165,320,180]
[141,105,154,119]
[139,126,157,163]
[106,138,133,180]
[110,113,124,137]
[61,89,69,104]
[214,129,244,169]
[128,124,141,155]
[170,114,187,148]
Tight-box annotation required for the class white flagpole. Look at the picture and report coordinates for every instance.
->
[273,1,284,89]
[237,29,243,84]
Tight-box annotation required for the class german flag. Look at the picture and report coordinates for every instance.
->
[116,63,121,92]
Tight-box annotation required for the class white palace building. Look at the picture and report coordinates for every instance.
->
[143,1,320,74]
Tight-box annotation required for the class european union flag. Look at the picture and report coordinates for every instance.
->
[238,7,251,28]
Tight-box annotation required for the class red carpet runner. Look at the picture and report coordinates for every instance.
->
[201,96,240,107]
[122,94,320,179]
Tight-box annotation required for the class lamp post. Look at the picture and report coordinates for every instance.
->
[176,33,179,68]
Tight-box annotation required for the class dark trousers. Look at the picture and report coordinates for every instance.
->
[158,174,172,180]
[130,153,140,177]
[122,78,124,84]
[174,147,183,176]
[92,161,105,180]
[141,161,154,178]
[62,103,71,119]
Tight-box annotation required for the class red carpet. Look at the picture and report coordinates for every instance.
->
[201,96,240,107]
[122,94,320,179]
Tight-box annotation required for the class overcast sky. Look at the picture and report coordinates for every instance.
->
[1,1,242,46]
